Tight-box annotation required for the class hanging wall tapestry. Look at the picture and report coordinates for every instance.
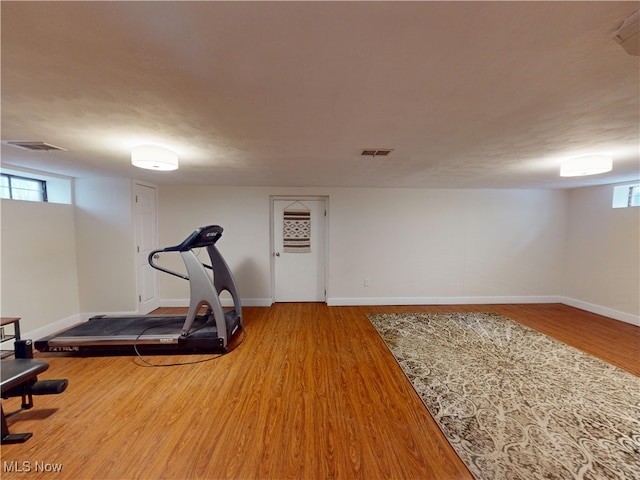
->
[283,207,311,253]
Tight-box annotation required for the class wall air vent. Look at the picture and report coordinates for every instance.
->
[5,141,67,152]
[361,149,393,157]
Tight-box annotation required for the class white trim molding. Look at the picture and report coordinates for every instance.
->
[559,297,640,327]
[327,295,639,327]
[327,296,562,306]
[22,296,638,342]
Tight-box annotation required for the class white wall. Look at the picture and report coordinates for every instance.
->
[74,177,137,313]
[2,180,636,336]
[563,185,640,323]
[329,188,567,303]
[0,199,80,333]
[157,185,273,304]
[158,186,568,306]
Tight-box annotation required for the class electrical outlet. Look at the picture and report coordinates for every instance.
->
[364,278,370,287]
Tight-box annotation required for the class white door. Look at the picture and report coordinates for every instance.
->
[273,198,326,302]
[135,183,160,313]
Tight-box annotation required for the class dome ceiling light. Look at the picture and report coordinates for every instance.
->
[560,155,612,177]
[131,145,178,171]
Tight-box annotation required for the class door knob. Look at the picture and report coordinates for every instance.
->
[274,252,280,257]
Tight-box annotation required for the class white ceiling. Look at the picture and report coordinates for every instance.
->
[1,1,639,189]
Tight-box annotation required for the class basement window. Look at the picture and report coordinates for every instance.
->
[612,183,640,208]
[0,173,48,202]
[0,167,71,204]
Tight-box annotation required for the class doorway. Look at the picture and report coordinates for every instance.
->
[134,183,160,313]
[272,197,328,302]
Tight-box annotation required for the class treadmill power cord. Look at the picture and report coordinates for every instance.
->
[132,320,247,367]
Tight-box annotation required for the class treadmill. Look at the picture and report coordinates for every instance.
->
[35,225,242,355]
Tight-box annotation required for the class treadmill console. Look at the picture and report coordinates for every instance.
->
[165,225,223,252]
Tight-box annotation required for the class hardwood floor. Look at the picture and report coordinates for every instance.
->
[1,303,638,479]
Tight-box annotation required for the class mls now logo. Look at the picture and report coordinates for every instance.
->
[4,461,63,473]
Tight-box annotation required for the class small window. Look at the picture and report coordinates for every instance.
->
[612,183,640,208]
[628,185,640,207]
[0,173,48,202]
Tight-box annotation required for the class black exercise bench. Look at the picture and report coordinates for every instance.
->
[1,353,68,444]
[2,359,49,443]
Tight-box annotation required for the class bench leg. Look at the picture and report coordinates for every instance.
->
[1,405,32,444]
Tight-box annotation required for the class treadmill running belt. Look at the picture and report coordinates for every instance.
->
[56,315,209,337]
[41,314,220,350]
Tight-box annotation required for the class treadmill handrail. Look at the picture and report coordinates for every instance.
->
[146,225,223,280]
[147,252,214,280]
[148,250,189,280]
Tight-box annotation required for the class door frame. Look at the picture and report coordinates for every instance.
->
[134,181,160,314]
[270,195,329,304]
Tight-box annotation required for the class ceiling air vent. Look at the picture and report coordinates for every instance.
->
[361,149,393,157]
[5,141,67,152]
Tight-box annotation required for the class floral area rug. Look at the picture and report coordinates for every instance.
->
[367,312,640,480]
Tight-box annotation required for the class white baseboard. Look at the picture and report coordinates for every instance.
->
[558,297,640,326]
[327,295,562,306]
[20,296,638,342]
[327,295,639,327]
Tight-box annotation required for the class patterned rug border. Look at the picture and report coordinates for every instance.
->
[367,312,640,480]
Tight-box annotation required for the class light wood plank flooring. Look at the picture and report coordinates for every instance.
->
[1,303,638,479]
